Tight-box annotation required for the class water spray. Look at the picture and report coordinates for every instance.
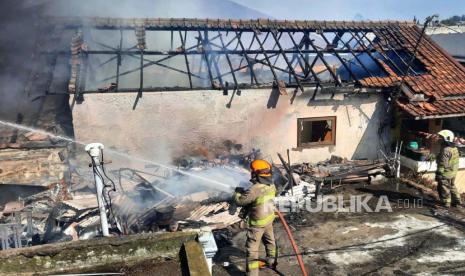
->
[103,148,233,191]
[0,120,79,144]
[0,120,234,191]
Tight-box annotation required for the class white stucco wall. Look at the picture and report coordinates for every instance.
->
[71,89,388,166]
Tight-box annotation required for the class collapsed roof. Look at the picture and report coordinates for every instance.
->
[41,17,465,118]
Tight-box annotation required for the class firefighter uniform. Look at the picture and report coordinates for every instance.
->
[235,176,277,276]
[436,144,461,207]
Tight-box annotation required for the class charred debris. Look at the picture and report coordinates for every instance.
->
[0,15,436,250]
[0,137,394,250]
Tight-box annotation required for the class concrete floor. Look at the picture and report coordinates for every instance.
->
[213,182,465,275]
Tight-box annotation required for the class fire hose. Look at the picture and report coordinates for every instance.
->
[276,210,308,276]
[276,152,308,275]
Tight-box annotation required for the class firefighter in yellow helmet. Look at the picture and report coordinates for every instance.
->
[436,130,462,208]
[234,159,277,276]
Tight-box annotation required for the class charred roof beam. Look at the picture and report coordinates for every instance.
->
[64,49,377,55]
[235,31,259,85]
[380,27,421,75]
[318,30,359,83]
[51,17,416,32]
[303,31,342,86]
[218,32,238,90]
[198,31,222,89]
[253,30,281,90]
[287,32,320,82]
[57,19,427,95]
[332,31,377,78]
[353,31,404,77]
[271,30,304,93]
[179,31,193,89]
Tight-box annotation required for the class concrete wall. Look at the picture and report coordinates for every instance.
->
[430,32,465,57]
[71,89,388,166]
[427,26,465,35]
[456,170,465,194]
[401,156,465,194]
[0,231,196,275]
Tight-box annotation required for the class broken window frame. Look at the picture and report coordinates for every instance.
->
[297,116,337,148]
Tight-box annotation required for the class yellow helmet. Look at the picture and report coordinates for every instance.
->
[438,129,455,142]
[250,159,272,177]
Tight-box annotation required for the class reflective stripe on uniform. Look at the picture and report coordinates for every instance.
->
[438,147,459,179]
[249,184,276,226]
[255,190,276,205]
[440,168,458,178]
[249,212,275,227]
[248,260,260,270]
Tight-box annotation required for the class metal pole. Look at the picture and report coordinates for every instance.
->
[85,143,110,237]
[0,226,8,250]
[398,15,437,90]
[26,211,33,236]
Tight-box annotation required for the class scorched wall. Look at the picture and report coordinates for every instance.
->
[71,89,389,165]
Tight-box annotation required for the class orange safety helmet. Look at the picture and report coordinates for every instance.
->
[250,159,272,177]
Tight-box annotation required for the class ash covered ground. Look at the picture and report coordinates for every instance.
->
[212,181,465,276]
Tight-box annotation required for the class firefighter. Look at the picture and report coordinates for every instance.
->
[234,159,277,276]
[436,130,462,208]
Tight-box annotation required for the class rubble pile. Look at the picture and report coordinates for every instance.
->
[291,156,388,186]
[0,145,390,249]
[0,188,60,250]
[14,146,257,243]
[110,153,254,234]
[272,155,390,209]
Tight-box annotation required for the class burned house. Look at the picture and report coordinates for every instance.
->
[60,18,465,183]
[2,17,465,207]
[64,18,404,166]
[2,10,465,274]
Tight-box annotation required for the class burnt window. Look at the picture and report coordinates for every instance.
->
[297,117,336,147]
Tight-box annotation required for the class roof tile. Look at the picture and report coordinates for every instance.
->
[397,99,465,118]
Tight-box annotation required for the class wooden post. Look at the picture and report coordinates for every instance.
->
[182,240,211,276]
